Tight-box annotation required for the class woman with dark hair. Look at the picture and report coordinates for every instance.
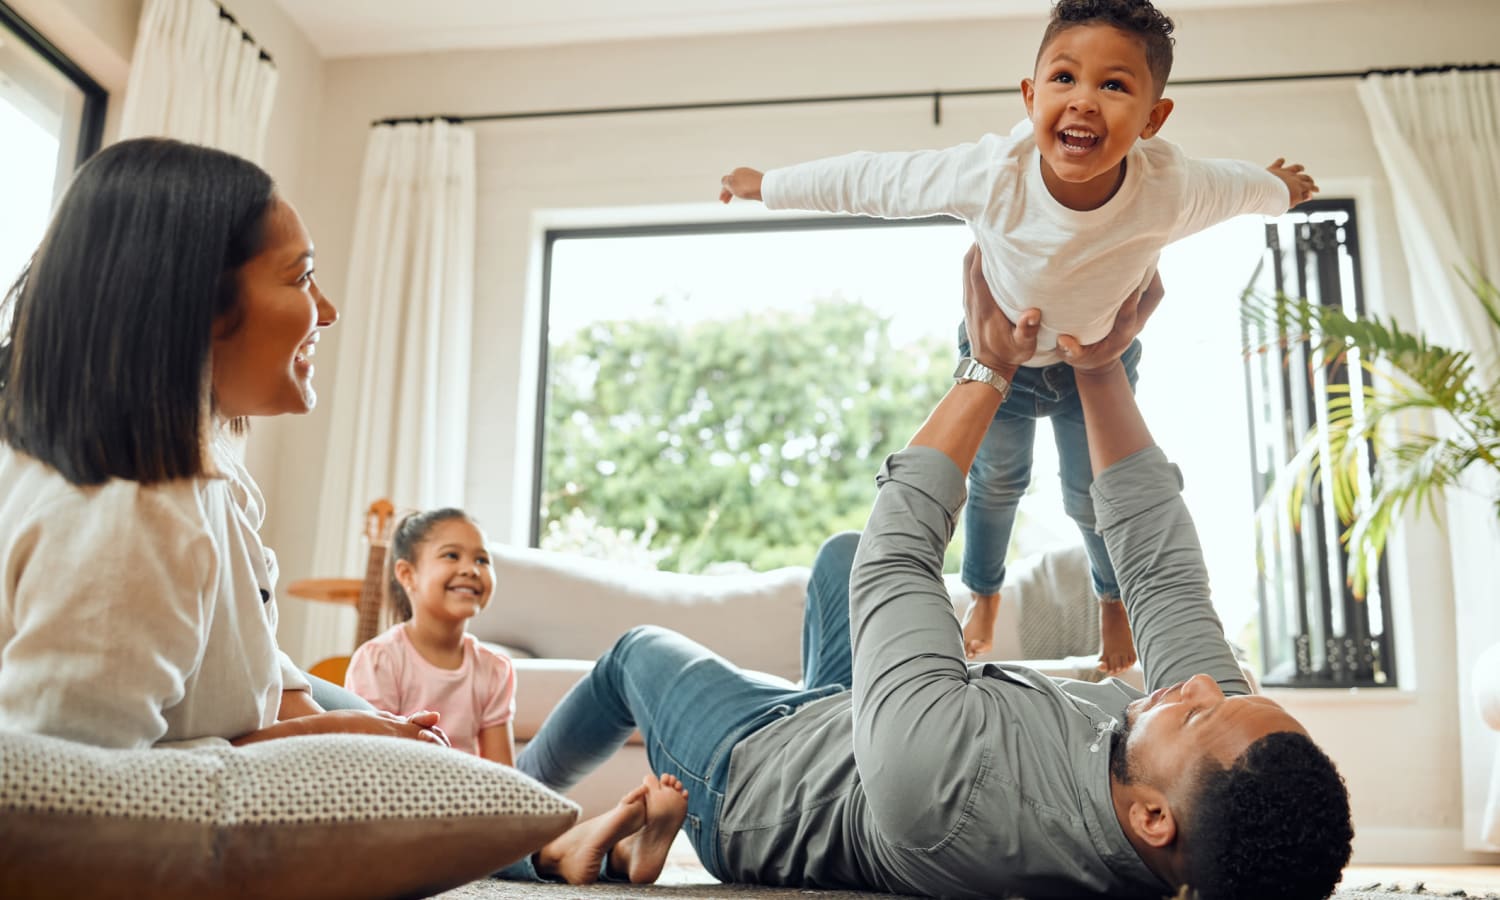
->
[0,138,446,748]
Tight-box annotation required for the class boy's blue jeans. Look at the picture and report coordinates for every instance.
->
[508,532,860,881]
[957,323,1142,599]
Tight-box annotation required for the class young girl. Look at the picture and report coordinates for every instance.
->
[346,508,516,764]
[345,507,692,885]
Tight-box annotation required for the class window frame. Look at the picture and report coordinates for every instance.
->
[530,215,959,548]
[531,209,1398,687]
[0,0,107,169]
[1243,197,1398,688]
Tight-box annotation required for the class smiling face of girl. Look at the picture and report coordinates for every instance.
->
[394,517,496,626]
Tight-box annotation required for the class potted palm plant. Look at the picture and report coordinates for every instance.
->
[1241,270,1500,597]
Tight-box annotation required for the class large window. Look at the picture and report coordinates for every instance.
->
[0,2,106,290]
[535,208,1365,678]
[536,219,970,575]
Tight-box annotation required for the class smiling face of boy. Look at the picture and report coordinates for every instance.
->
[1022,23,1174,211]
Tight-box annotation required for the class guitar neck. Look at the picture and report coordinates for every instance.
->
[353,541,387,648]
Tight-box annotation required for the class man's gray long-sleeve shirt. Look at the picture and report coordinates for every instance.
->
[717,445,1249,898]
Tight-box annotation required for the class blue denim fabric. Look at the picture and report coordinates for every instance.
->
[305,671,374,711]
[957,323,1141,599]
[507,533,859,882]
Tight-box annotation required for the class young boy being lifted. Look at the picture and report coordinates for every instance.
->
[720,0,1316,674]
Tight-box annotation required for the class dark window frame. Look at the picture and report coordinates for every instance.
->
[530,215,959,548]
[1243,197,1398,688]
[534,210,1398,688]
[0,0,107,168]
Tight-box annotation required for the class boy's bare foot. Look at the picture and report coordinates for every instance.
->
[1097,599,1138,676]
[961,592,1001,660]
[609,772,690,884]
[534,784,648,884]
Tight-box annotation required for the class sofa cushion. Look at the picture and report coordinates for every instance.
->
[476,541,1141,687]
[507,657,637,742]
[474,543,810,682]
[0,730,578,900]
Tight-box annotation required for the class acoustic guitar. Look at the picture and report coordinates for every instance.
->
[305,498,395,686]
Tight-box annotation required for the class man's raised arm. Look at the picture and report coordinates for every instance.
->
[1058,278,1249,695]
[844,248,1039,845]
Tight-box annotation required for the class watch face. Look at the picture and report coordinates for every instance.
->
[954,358,1007,397]
[955,358,992,383]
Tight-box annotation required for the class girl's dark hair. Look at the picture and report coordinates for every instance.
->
[0,137,277,485]
[386,507,474,622]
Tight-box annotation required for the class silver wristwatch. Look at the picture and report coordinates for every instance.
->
[953,357,1010,400]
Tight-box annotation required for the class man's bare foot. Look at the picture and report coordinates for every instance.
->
[1097,599,1138,676]
[961,592,1000,660]
[534,784,647,884]
[609,773,690,884]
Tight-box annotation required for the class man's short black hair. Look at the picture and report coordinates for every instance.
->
[1038,0,1176,97]
[1181,731,1353,900]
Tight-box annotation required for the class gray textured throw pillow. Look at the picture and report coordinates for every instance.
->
[0,730,578,900]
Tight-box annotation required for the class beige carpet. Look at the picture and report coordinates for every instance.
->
[435,876,1493,899]
[432,837,1492,899]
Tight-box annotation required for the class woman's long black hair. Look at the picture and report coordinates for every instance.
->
[0,137,276,484]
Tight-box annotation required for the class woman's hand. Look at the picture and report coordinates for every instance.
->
[1055,269,1164,376]
[387,710,450,747]
[232,708,451,747]
[961,245,1040,374]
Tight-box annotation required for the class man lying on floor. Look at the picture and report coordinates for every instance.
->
[511,249,1354,900]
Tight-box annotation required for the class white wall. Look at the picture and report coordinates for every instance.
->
[277,0,1500,864]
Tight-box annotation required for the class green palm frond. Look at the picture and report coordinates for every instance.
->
[1462,268,1500,334]
[1241,271,1500,598]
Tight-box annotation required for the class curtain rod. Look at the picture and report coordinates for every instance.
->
[215,3,274,68]
[373,61,1499,128]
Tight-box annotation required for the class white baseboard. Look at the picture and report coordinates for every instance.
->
[1353,826,1500,865]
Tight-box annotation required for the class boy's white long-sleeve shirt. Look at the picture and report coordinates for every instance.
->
[0,438,308,749]
[761,121,1289,365]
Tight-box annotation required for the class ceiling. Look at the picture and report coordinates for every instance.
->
[271,0,1334,60]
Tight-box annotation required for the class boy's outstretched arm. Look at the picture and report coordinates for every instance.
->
[720,167,763,203]
[1267,157,1319,207]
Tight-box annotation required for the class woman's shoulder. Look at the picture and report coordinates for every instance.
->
[207,433,266,527]
[0,442,213,541]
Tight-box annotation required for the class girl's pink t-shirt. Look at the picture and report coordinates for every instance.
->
[345,625,515,756]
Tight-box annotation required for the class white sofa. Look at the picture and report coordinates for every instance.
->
[470,540,1138,817]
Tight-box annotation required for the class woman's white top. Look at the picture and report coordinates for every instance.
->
[0,437,308,748]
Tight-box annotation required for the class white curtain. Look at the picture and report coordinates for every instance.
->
[308,122,477,650]
[118,0,278,162]
[1357,70,1500,356]
[1357,68,1500,851]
